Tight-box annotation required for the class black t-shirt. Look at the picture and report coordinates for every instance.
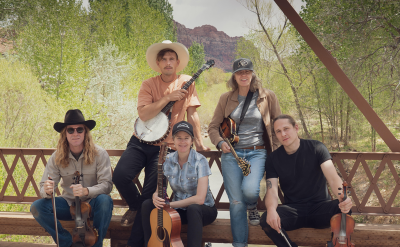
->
[265,139,332,204]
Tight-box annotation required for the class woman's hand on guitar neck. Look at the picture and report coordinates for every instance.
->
[152,192,166,209]
[221,142,231,153]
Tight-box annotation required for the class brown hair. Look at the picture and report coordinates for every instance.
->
[156,48,178,61]
[55,125,98,168]
[272,114,297,128]
[226,71,262,92]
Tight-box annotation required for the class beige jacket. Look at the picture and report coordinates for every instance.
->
[208,88,281,154]
[39,145,113,205]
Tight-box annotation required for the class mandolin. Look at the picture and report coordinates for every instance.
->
[148,143,183,247]
[328,181,355,247]
[220,117,251,176]
[134,60,215,144]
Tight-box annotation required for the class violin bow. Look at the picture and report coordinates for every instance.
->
[48,174,60,247]
[280,230,292,247]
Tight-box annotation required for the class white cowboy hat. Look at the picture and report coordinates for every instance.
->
[146,40,189,73]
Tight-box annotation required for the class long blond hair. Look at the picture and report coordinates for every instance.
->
[55,125,98,168]
[226,72,262,92]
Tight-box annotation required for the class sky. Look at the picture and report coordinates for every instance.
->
[169,0,305,37]
[80,0,304,38]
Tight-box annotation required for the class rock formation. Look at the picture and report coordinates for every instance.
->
[175,21,241,72]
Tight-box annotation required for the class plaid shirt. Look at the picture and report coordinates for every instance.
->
[163,149,215,209]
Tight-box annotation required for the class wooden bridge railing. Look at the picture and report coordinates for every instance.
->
[0,148,399,216]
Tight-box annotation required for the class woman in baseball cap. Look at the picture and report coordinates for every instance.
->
[208,58,282,247]
[141,121,217,247]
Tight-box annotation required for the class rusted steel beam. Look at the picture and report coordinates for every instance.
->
[273,0,400,152]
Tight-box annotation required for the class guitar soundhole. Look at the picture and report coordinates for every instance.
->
[156,226,170,246]
[157,226,169,240]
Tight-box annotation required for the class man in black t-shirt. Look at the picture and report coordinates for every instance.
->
[260,114,352,247]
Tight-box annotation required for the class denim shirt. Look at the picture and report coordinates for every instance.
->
[163,149,215,209]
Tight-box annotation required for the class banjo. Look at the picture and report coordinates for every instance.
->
[134,59,215,144]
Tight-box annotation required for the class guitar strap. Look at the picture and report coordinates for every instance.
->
[235,90,254,135]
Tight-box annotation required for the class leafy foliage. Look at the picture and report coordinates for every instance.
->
[235,0,400,151]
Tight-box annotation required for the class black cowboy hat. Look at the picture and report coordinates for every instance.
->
[53,109,96,133]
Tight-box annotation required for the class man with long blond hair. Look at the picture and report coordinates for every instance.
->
[31,109,113,247]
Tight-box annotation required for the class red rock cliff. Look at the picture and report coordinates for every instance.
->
[175,21,241,72]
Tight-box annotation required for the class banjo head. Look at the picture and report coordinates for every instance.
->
[134,112,170,144]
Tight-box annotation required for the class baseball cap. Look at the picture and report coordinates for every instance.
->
[172,121,194,137]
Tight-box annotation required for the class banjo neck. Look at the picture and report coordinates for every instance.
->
[161,61,214,114]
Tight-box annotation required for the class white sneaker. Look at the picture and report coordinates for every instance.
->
[248,207,260,226]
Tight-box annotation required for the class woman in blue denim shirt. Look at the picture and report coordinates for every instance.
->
[142,121,218,247]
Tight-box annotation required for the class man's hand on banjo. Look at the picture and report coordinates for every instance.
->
[166,89,187,102]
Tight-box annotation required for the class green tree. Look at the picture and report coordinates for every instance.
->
[238,0,312,138]
[182,41,206,76]
[299,0,400,151]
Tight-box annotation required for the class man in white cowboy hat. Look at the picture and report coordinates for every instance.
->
[30,109,113,247]
[112,40,210,247]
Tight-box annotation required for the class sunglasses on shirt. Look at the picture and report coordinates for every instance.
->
[66,127,85,134]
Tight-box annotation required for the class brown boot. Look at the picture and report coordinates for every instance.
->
[120,209,137,227]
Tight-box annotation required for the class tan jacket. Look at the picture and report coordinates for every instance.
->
[39,145,113,205]
[208,88,281,154]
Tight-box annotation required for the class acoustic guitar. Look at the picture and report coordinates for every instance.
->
[134,60,215,144]
[220,117,251,176]
[148,143,183,247]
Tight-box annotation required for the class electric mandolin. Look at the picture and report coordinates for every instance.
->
[220,117,251,176]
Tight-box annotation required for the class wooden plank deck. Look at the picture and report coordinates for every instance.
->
[0,243,55,247]
[1,212,400,247]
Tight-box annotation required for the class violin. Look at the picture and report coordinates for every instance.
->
[329,181,355,247]
[70,171,98,247]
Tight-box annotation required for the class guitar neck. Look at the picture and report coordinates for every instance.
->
[157,162,164,228]
[161,68,204,114]
[221,135,242,164]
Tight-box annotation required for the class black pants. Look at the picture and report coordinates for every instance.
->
[113,135,162,247]
[142,199,218,247]
[260,199,351,247]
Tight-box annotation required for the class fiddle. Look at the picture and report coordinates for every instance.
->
[70,171,98,247]
[329,181,355,247]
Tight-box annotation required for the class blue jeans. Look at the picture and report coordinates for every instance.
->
[30,194,113,247]
[221,149,266,247]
